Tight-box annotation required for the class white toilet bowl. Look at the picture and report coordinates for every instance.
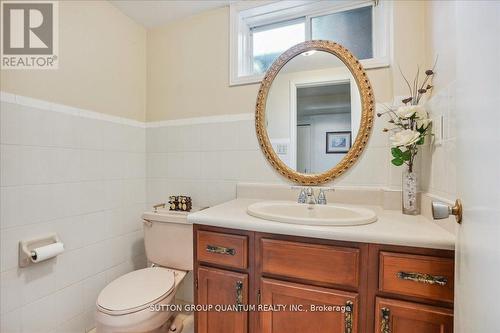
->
[95,209,194,333]
[95,267,186,333]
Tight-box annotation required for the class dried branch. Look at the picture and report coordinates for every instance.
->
[399,64,413,100]
[416,56,438,103]
[413,65,420,103]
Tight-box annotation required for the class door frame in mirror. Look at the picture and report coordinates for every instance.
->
[290,77,352,171]
[255,40,375,185]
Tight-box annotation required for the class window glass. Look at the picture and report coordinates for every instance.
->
[311,6,373,60]
[252,19,305,74]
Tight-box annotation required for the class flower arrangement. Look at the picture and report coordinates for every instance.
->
[378,66,435,173]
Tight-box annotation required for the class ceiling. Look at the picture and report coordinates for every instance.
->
[297,83,351,117]
[110,0,235,28]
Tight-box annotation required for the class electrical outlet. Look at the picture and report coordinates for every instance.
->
[276,144,288,155]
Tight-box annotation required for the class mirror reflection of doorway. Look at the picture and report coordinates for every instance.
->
[296,82,352,174]
[297,124,311,173]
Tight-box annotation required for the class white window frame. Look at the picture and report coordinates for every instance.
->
[229,0,392,86]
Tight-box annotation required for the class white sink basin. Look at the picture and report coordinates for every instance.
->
[247,201,377,226]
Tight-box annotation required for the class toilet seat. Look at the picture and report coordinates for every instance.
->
[97,267,175,316]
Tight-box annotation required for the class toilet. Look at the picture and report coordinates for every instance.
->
[95,210,193,333]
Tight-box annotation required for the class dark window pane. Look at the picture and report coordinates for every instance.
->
[311,6,373,59]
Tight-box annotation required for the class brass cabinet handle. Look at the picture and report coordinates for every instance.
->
[344,301,354,333]
[380,307,390,333]
[397,271,448,286]
[235,280,243,311]
[206,244,236,256]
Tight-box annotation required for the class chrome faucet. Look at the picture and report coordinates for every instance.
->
[305,187,317,205]
[294,186,333,205]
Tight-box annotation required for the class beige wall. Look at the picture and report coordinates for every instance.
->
[147,7,259,121]
[147,1,427,121]
[1,0,147,121]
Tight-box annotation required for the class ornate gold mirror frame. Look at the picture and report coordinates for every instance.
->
[255,40,375,185]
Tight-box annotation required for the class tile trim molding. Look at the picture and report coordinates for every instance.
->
[145,113,254,128]
[1,91,254,128]
[0,91,146,128]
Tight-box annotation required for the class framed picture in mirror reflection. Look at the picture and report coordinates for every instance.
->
[326,131,352,154]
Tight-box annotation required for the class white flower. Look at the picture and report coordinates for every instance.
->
[396,105,425,119]
[414,107,432,129]
[414,106,427,119]
[416,117,432,129]
[390,129,421,147]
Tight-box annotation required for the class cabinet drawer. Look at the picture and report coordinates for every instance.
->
[379,252,454,302]
[197,231,248,269]
[375,297,453,333]
[261,238,360,288]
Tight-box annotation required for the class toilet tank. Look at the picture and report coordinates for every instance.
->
[142,209,193,271]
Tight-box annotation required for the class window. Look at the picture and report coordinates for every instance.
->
[311,6,373,60]
[252,19,306,74]
[230,0,391,85]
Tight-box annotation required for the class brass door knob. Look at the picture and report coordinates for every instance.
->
[431,199,463,224]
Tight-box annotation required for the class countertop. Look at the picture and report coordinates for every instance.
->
[187,199,455,250]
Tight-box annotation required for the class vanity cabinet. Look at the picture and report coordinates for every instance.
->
[197,267,249,333]
[193,225,454,333]
[260,278,359,333]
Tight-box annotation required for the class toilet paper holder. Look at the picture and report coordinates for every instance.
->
[19,233,64,268]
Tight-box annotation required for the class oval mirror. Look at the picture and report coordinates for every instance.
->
[256,40,375,184]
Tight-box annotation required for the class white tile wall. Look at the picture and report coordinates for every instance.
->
[0,96,147,333]
[421,82,457,200]
[145,104,405,208]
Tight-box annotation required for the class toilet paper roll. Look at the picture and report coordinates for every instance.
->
[30,242,64,263]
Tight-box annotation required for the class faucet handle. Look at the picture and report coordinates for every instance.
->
[291,186,308,203]
[297,188,307,204]
[317,189,327,204]
[317,187,334,204]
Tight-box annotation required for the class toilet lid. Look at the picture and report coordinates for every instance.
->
[97,267,175,313]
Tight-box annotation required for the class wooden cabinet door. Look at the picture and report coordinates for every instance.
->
[197,266,248,333]
[375,298,453,333]
[260,278,358,333]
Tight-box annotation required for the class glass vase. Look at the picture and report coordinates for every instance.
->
[402,168,419,215]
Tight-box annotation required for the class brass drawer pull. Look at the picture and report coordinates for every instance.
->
[344,301,353,333]
[206,245,236,256]
[397,271,448,286]
[235,281,243,311]
[380,307,390,333]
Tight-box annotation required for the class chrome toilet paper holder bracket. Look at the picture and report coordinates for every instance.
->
[19,233,62,268]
